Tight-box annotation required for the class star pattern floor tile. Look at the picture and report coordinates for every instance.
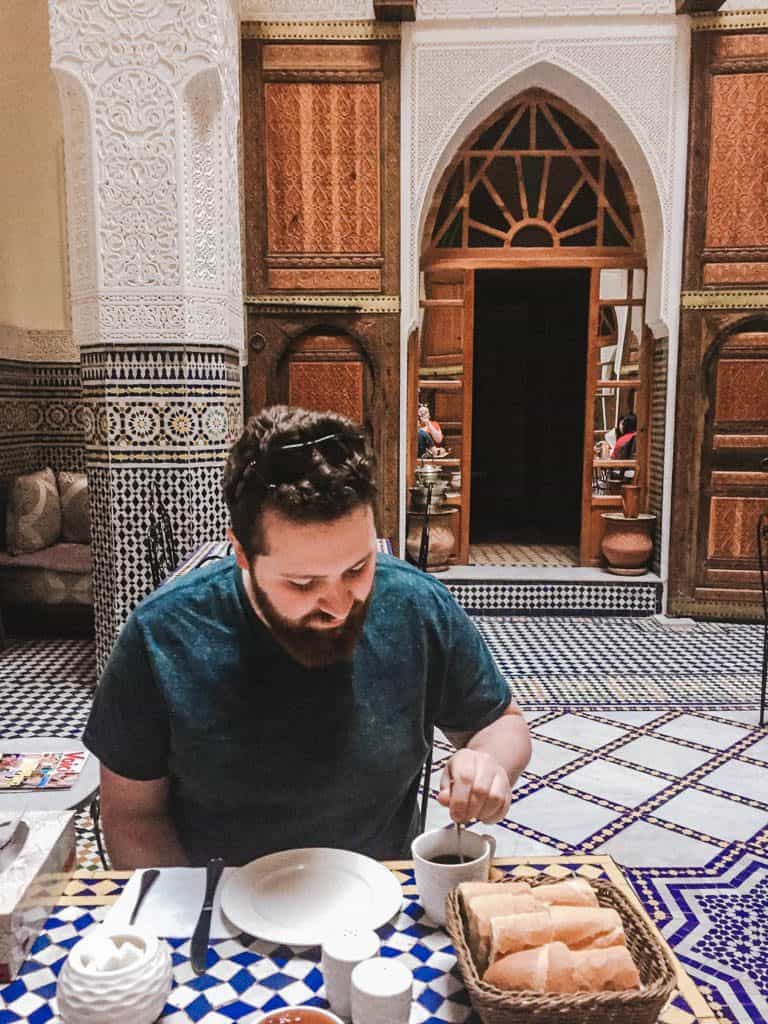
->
[1,614,766,1022]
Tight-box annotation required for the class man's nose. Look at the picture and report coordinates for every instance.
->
[317,579,354,620]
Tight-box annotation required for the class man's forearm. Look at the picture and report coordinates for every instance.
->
[103,813,190,868]
[465,709,531,785]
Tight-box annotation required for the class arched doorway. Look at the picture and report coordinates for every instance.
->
[694,317,768,598]
[411,89,650,567]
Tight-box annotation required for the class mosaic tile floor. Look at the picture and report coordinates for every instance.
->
[1,617,766,1023]
[469,542,579,567]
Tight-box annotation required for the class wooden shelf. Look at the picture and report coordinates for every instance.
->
[418,379,462,390]
[418,457,460,466]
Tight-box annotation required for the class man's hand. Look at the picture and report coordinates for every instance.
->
[437,748,513,824]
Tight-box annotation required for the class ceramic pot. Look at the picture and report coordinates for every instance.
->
[414,463,442,488]
[405,514,456,572]
[57,926,172,1024]
[621,484,641,518]
[409,487,445,513]
[601,513,655,576]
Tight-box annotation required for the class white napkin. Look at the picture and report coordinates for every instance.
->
[103,867,239,939]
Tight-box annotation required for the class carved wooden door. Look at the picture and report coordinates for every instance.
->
[277,329,370,427]
[697,327,768,597]
[417,269,474,563]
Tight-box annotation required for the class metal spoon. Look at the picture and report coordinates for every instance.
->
[129,868,160,925]
[456,822,465,864]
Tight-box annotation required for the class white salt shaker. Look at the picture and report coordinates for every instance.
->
[350,957,412,1024]
[321,927,380,1019]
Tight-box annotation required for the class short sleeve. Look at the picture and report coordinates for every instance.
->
[435,599,512,733]
[82,614,170,780]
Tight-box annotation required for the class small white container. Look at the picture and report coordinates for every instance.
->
[350,957,412,1024]
[56,925,172,1024]
[322,927,380,1019]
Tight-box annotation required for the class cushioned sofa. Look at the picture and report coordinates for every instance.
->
[0,467,93,627]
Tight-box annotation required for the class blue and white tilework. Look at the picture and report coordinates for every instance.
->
[0,864,707,1024]
[1,610,766,1022]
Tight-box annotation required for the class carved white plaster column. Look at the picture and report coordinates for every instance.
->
[49,0,244,669]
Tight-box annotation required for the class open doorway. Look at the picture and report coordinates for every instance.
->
[470,268,589,566]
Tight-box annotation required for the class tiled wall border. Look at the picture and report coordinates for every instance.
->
[649,336,668,576]
[450,580,662,616]
[0,358,86,482]
[81,344,242,670]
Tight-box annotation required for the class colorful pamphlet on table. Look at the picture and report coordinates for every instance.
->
[0,751,88,790]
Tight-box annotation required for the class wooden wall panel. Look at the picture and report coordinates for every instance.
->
[703,262,768,284]
[264,82,380,255]
[714,359,768,422]
[288,361,364,422]
[245,310,400,550]
[708,495,765,560]
[243,36,399,296]
[705,73,768,249]
[670,312,768,619]
[241,30,401,549]
[670,25,768,620]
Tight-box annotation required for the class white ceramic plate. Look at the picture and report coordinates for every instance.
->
[220,847,403,946]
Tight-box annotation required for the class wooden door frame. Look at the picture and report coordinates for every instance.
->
[460,270,475,563]
[418,256,647,564]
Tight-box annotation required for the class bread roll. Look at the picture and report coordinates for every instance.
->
[466,892,541,967]
[483,941,641,993]
[534,877,599,907]
[458,880,531,903]
[489,906,626,963]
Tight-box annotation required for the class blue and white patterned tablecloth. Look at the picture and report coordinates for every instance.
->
[0,860,715,1024]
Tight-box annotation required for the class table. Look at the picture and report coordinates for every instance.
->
[0,737,99,812]
[0,855,717,1024]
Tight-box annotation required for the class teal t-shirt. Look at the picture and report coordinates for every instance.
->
[84,553,511,866]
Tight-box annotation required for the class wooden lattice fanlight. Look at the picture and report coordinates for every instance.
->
[427,90,643,254]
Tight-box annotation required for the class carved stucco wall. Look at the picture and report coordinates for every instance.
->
[48,0,244,355]
[240,0,374,18]
[48,0,244,669]
[400,17,690,585]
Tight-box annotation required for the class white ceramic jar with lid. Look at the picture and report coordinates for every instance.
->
[57,925,172,1024]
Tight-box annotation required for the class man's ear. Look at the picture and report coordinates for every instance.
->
[226,527,250,570]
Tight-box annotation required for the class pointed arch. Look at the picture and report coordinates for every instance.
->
[416,60,665,325]
[423,89,644,259]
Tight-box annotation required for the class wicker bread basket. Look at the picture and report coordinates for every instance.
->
[445,875,677,1024]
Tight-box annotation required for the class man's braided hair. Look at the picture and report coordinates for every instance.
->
[222,405,377,558]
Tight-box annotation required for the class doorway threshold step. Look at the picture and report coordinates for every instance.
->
[439,566,661,617]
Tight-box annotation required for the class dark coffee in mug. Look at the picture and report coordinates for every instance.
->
[428,854,466,865]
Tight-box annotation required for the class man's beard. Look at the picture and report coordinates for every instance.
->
[248,570,371,668]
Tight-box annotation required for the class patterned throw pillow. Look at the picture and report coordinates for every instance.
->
[6,467,62,555]
[57,471,91,544]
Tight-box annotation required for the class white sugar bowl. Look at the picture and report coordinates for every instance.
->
[57,925,172,1024]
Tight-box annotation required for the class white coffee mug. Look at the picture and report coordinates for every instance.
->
[411,827,496,926]
[322,927,380,1019]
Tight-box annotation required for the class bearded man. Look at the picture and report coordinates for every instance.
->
[84,406,530,867]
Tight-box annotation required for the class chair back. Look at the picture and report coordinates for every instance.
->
[419,724,434,834]
[758,512,768,623]
[146,480,180,588]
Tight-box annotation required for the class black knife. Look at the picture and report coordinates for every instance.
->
[190,857,225,974]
